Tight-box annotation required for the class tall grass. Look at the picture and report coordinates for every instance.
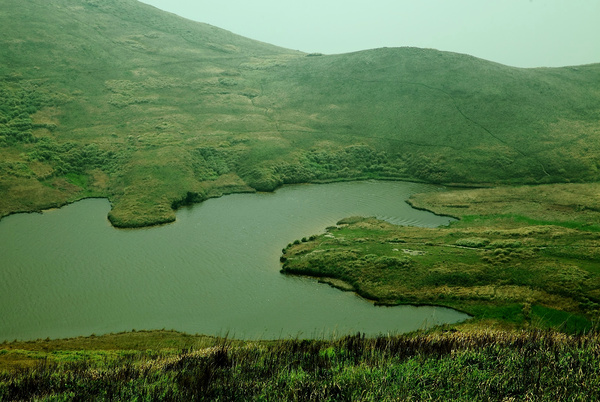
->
[2,330,600,400]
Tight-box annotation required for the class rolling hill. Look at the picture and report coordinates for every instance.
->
[1,0,599,227]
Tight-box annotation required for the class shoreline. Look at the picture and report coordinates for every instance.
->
[306,273,474,316]
[1,175,468,229]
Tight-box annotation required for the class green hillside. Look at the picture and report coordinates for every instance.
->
[1,0,599,227]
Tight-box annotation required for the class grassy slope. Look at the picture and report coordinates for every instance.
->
[0,0,298,226]
[1,0,600,226]
[259,50,600,185]
[281,183,600,333]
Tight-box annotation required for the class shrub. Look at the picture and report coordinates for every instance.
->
[489,240,522,248]
[374,256,413,269]
[455,238,490,248]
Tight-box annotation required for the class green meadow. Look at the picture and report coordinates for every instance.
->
[2,330,600,400]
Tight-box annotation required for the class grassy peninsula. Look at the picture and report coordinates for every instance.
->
[282,183,600,333]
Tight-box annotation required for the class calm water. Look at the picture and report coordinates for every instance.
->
[0,181,468,341]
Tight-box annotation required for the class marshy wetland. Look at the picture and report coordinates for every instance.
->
[282,182,600,334]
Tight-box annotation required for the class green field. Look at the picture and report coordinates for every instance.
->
[2,330,600,400]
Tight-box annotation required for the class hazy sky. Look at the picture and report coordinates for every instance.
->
[140,0,600,68]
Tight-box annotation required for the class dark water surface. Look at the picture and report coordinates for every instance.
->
[0,181,469,341]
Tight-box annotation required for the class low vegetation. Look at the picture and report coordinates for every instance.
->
[3,0,600,398]
[408,182,600,228]
[2,329,600,400]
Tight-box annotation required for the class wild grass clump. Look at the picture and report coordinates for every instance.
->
[489,239,522,248]
[455,237,490,248]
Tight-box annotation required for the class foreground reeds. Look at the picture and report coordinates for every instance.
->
[2,329,599,400]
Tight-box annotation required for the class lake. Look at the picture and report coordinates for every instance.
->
[0,180,469,341]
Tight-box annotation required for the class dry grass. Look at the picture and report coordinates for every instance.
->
[0,330,225,372]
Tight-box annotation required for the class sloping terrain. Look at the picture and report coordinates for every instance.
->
[1,0,599,226]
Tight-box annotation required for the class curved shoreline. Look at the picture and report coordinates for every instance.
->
[405,198,461,221]
[288,271,473,318]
